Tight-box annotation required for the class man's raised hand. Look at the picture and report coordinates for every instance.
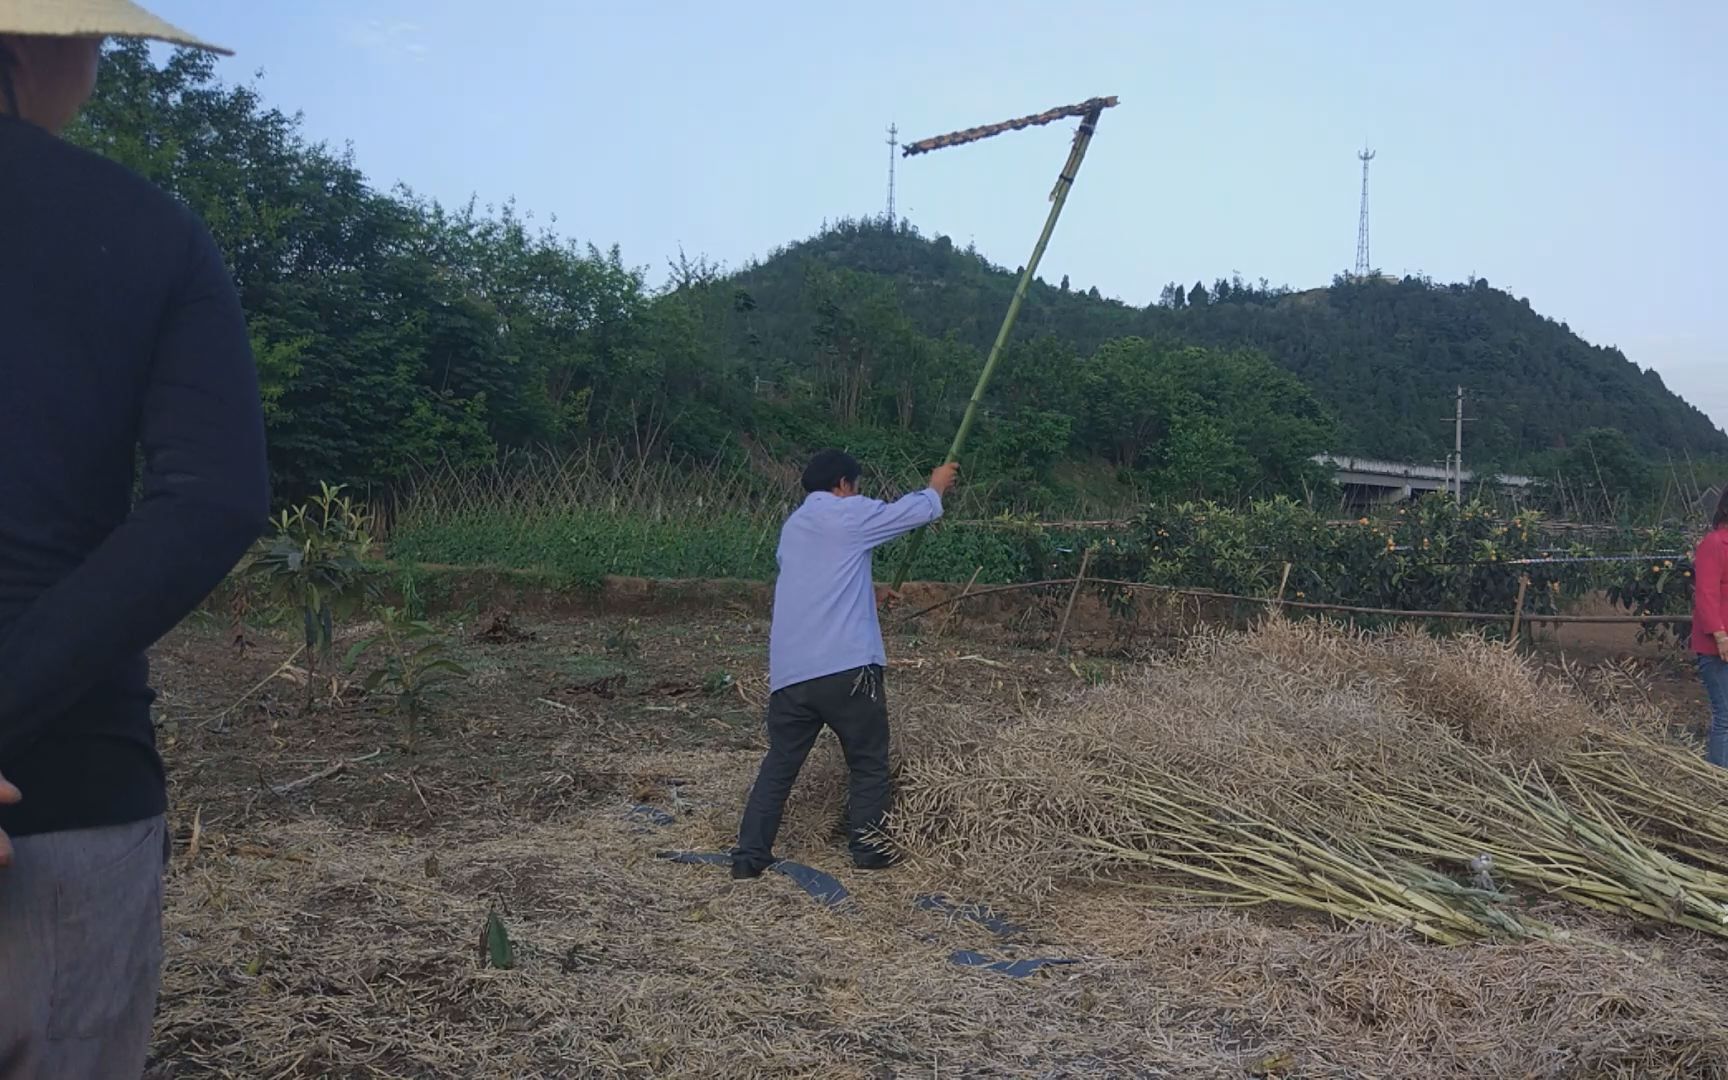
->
[929,462,960,498]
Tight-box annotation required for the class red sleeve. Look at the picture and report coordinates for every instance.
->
[1697,533,1728,637]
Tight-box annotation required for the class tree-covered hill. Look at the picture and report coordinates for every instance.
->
[725,220,1728,470]
[66,43,1723,515]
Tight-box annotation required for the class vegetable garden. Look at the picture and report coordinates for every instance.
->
[375,453,1701,648]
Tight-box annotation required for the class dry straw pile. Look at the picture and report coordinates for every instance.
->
[878,618,1728,944]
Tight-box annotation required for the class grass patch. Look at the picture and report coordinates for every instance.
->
[391,508,782,584]
[390,510,1107,585]
[387,450,1113,584]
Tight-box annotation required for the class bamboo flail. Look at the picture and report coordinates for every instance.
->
[891,98,1114,588]
[901,96,1119,157]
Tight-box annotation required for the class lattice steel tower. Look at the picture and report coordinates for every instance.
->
[886,123,899,224]
[1355,146,1375,277]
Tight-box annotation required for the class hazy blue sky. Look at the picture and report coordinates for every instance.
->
[151,1,1726,437]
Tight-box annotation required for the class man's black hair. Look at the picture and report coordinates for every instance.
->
[1713,484,1728,531]
[802,449,861,494]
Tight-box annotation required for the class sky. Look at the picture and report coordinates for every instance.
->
[151,1,1727,436]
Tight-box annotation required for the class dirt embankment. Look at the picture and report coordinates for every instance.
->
[381,567,1682,661]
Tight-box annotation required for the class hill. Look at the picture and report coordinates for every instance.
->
[71,43,1724,513]
[721,219,1728,471]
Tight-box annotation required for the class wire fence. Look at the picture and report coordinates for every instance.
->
[896,574,1691,645]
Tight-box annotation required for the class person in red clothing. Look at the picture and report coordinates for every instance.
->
[1694,486,1728,766]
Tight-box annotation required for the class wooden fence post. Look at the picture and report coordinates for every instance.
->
[937,566,984,638]
[1275,562,1294,610]
[1052,547,1095,654]
[1509,575,1531,646]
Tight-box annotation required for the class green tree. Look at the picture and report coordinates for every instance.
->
[1541,427,1660,517]
[71,42,687,496]
[1076,339,1334,497]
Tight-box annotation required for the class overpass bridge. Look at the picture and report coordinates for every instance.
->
[1313,454,1534,509]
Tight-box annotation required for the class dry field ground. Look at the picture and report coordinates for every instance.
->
[140,593,1722,1079]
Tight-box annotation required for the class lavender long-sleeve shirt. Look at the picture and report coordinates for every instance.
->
[767,489,943,692]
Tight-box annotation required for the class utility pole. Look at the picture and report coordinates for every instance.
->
[1445,385,1471,502]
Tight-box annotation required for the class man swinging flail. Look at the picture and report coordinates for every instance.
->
[731,451,957,878]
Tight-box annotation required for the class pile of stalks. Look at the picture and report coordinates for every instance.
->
[887,617,1728,944]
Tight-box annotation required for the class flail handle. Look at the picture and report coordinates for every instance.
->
[890,103,1111,590]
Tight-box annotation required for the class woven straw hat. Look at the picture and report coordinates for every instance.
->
[0,0,230,55]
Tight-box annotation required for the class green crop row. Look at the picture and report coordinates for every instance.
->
[313,469,1703,648]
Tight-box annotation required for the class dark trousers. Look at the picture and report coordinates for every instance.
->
[733,665,890,870]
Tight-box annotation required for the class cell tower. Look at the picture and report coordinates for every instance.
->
[886,123,898,224]
[1354,146,1375,277]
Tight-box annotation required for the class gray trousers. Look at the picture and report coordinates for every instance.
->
[734,665,891,871]
[0,815,166,1080]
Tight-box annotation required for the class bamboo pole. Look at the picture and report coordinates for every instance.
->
[891,100,1114,589]
[1510,574,1531,644]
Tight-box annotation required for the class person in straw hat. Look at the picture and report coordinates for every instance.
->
[0,4,269,1076]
